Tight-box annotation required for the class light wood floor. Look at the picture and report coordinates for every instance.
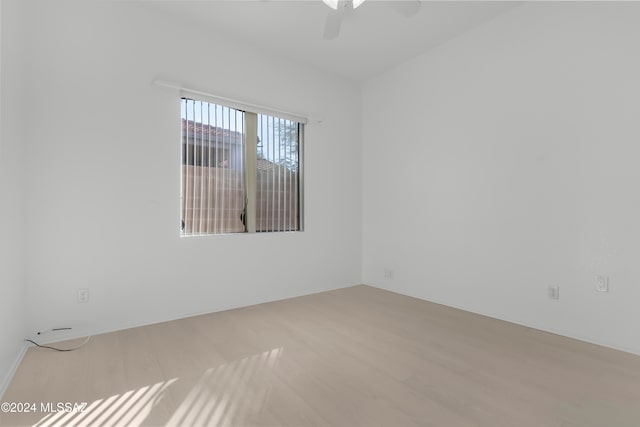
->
[2,285,640,427]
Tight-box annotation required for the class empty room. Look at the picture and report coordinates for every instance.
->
[1,0,640,426]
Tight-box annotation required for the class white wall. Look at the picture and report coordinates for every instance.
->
[0,0,28,396]
[8,0,638,376]
[23,0,362,339]
[362,2,640,354]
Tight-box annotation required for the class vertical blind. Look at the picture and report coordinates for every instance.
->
[181,99,246,235]
[181,97,301,236]
[256,114,300,232]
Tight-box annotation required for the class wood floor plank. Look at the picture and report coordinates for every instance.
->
[2,285,640,426]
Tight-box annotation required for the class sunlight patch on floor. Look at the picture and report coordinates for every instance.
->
[32,379,177,427]
[167,347,283,427]
[30,347,283,427]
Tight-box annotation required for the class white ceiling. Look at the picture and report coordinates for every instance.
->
[142,1,521,82]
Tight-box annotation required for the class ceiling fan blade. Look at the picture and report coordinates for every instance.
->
[322,0,339,9]
[352,0,366,8]
[392,0,421,18]
[322,5,344,40]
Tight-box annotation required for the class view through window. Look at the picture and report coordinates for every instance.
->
[181,98,303,235]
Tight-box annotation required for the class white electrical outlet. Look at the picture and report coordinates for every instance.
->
[384,268,394,279]
[77,288,89,303]
[596,275,609,293]
[548,286,560,300]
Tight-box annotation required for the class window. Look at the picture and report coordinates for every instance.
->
[180,97,303,236]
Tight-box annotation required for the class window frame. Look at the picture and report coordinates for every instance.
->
[180,91,305,236]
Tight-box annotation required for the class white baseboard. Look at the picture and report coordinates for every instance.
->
[30,283,355,347]
[367,283,640,357]
[0,343,28,400]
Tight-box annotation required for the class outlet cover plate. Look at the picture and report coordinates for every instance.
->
[596,275,609,293]
[77,288,89,303]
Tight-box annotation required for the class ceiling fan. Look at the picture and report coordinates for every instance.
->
[322,0,365,9]
[322,0,422,40]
